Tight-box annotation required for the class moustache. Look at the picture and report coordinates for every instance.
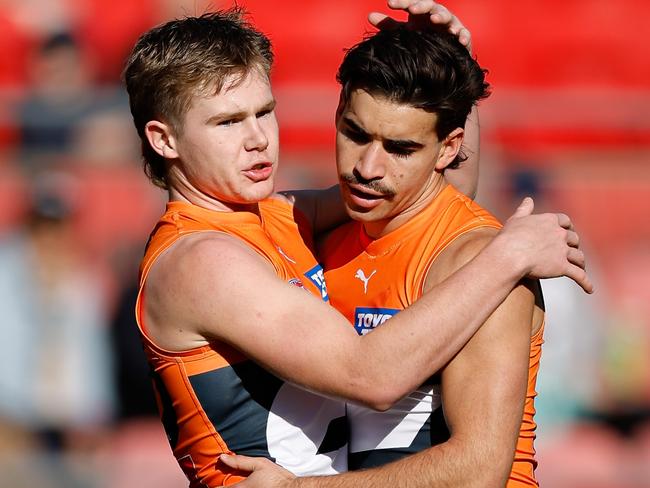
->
[340,174,396,199]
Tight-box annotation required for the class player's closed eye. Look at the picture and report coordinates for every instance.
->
[217,118,241,127]
[384,143,415,159]
[256,109,273,118]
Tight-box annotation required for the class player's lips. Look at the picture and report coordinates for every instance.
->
[243,161,273,182]
[346,183,386,209]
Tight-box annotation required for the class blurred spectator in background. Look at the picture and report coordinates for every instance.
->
[0,172,114,485]
[505,167,607,439]
[110,264,157,421]
[15,31,135,171]
[537,272,606,434]
[502,166,650,487]
[594,240,650,437]
[16,32,95,169]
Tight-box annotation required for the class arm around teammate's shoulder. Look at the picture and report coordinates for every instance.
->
[144,231,433,409]
[143,196,585,412]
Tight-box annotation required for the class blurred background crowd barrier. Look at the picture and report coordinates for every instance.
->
[0,1,648,487]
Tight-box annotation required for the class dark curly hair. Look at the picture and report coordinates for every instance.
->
[337,26,490,168]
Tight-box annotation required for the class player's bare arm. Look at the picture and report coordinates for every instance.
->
[411,227,543,486]
[221,228,543,488]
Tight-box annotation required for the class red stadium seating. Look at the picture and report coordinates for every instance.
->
[233,0,650,152]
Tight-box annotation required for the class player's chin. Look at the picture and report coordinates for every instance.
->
[247,179,276,202]
[343,202,383,222]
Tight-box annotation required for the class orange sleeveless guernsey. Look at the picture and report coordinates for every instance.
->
[321,184,542,487]
[136,198,346,487]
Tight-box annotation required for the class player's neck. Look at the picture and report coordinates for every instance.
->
[168,186,260,215]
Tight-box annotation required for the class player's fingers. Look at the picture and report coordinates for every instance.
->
[427,4,472,51]
[405,0,430,15]
[507,197,535,221]
[369,12,389,27]
[566,229,580,248]
[408,0,440,15]
[387,0,414,9]
[567,247,586,270]
[564,264,594,294]
[457,27,472,51]
[429,4,455,28]
[556,213,574,230]
[368,12,401,29]
[383,0,472,50]
[219,453,264,473]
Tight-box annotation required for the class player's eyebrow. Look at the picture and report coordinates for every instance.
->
[342,116,424,150]
[205,110,245,125]
[257,99,276,114]
[205,99,276,125]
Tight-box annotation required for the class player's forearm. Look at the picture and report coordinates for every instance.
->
[221,421,512,488]
[288,439,496,488]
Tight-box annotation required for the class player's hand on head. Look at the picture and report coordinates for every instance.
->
[500,197,594,294]
[369,1,472,53]
[222,454,295,487]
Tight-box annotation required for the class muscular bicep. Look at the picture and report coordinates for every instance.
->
[441,283,533,458]
[145,232,363,399]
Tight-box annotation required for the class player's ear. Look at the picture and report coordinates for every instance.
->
[145,120,179,159]
[434,128,464,171]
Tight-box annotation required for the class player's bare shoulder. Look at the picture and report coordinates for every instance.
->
[143,231,276,350]
[426,226,545,335]
[424,226,500,290]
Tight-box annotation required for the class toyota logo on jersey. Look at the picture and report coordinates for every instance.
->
[353,307,400,335]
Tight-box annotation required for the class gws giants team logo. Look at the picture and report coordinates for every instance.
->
[305,264,329,302]
[354,307,399,335]
[288,278,306,289]
[354,269,376,294]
